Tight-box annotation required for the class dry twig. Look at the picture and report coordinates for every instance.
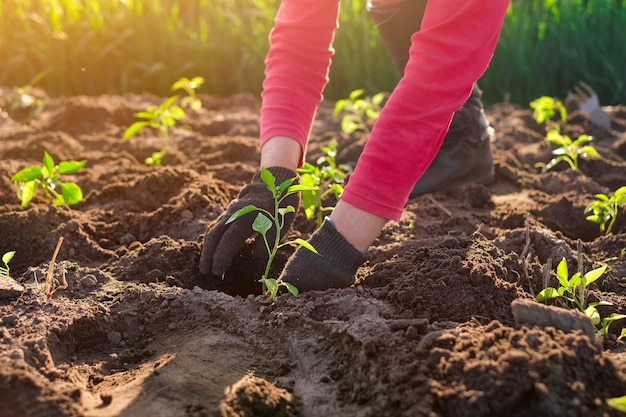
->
[45,237,67,297]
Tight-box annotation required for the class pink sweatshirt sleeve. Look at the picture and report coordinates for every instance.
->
[260,0,341,159]
[261,0,509,221]
[342,0,509,220]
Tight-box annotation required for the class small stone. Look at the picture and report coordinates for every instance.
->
[120,233,137,246]
[161,287,179,300]
[107,331,122,346]
[80,274,98,288]
[0,275,24,299]
[65,220,80,232]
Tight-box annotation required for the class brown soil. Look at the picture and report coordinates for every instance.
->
[2,89,626,417]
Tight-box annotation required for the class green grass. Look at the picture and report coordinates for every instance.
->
[1,0,624,106]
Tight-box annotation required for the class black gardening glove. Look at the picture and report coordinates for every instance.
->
[199,166,300,277]
[280,218,370,292]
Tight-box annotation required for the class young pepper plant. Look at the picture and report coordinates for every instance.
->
[536,257,626,337]
[530,96,600,173]
[226,168,317,298]
[584,186,626,235]
[334,89,386,134]
[297,139,352,226]
[11,151,86,206]
[539,129,600,173]
[530,95,567,129]
[123,76,204,166]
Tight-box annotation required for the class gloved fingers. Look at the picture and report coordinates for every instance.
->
[211,214,257,276]
[198,212,232,276]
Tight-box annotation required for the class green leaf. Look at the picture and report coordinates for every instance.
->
[619,328,626,340]
[42,151,55,172]
[288,184,318,193]
[293,238,318,254]
[171,77,189,91]
[259,168,276,192]
[278,206,296,217]
[123,121,150,139]
[283,281,299,296]
[263,278,279,298]
[584,305,600,325]
[226,205,259,224]
[349,88,364,102]
[58,159,87,174]
[556,258,570,287]
[341,117,359,134]
[372,92,386,106]
[607,396,626,412]
[2,251,15,266]
[277,177,296,195]
[60,182,83,205]
[11,165,42,182]
[333,99,348,116]
[572,134,592,146]
[536,287,560,302]
[18,181,38,206]
[569,272,582,287]
[583,264,607,286]
[252,212,272,235]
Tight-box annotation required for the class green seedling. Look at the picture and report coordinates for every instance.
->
[334,88,385,134]
[536,257,626,337]
[538,129,599,173]
[11,151,86,206]
[585,186,626,235]
[0,251,15,277]
[172,76,204,111]
[0,69,50,120]
[123,76,204,166]
[226,168,317,298]
[530,95,567,128]
[530,95,600,173]
[297,139,352,226]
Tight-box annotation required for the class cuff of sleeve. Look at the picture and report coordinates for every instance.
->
[312,219,370,274]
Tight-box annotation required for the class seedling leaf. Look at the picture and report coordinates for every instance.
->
[278,206,296,217]
[264,278,279,298]
[42,151,55,172]
[293,238,318,254]
[17,181,38,206]
[123,121,150,139]
[260,168,276,192]
[12,165,43,182]
[226,205,259,224]
[58,159,87,174]
[60,182,83,205]
[284,281,299,296]
[536,287,560,302]
[2,251,15,266]
[584,264,608,286]
[252,212,272,235]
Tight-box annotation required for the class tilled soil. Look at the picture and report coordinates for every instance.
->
[1,89,626,417]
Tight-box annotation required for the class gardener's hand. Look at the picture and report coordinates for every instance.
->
[280,218,369,292]
[199,166,300,277]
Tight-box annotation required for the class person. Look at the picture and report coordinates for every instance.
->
[199,0,510,292]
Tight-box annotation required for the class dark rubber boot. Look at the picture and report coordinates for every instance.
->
[410,84,494,196]
[367,0,495,196]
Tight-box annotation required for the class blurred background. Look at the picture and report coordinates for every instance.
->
[2,0,624,106]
